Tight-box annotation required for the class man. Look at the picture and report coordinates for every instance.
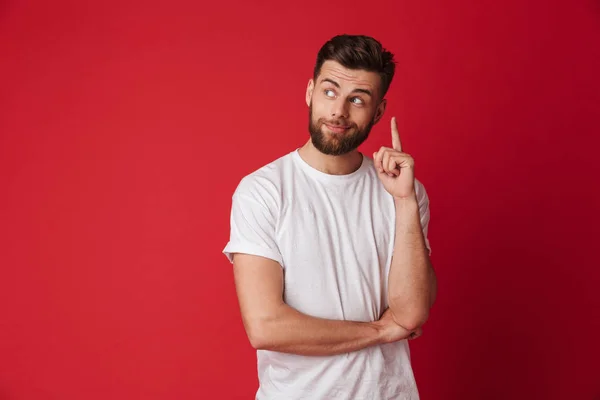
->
[222,34,437,399]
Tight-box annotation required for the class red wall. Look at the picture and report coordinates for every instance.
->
[1,0,599,399]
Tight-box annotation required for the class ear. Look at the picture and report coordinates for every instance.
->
[373,98,387,124]
[306,79,314,107]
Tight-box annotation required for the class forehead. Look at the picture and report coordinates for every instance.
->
[317,60,381,92]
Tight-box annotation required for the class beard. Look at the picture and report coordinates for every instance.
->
[308,104,375,156]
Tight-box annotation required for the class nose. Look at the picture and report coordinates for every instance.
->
[330,97,349,119]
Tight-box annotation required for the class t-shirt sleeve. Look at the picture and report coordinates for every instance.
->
[416,181,432,256]
[222,186,283,266]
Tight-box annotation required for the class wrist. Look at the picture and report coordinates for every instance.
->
[394,195,418,213]
[370,320,389,345]
[393,191,418,205]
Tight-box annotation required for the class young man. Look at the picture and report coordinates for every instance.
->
[223,34,437,400]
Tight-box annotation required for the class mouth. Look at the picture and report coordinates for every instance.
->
[324,123,351,134]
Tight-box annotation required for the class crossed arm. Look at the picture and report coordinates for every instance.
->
[233,253,392,356]
[231,196,436,357]
[387,196,437,331]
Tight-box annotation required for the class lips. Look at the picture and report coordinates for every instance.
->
[324,123,351,134]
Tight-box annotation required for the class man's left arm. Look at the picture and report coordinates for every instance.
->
[387,193,437,331]
[372,116,437,332]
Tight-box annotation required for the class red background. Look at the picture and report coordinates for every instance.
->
[1,0,599,399]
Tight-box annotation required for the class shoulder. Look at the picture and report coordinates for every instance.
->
[231,151,295,207]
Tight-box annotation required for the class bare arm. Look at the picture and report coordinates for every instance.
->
[387,196,437,331]
[233,253,414,356]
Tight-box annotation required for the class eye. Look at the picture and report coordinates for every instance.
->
[324,89,335,97]
[351,97,364,105]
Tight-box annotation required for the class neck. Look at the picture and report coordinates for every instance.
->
[297,139,363,175]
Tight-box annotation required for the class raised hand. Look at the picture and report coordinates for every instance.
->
[373,117,416,200]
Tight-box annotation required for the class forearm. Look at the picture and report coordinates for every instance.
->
[249,303,383,356]
[388,195,436,330]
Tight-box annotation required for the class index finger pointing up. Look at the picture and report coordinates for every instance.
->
[391,116,402,151]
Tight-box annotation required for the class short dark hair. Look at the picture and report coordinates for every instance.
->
[313,34,396,99]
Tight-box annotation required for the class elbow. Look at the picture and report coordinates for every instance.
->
[395,313,429,332]
[388,300,430,331]
[249,337,266,350]
[248,333,264,350]
[245,319,272,350]
[244,304,286,350]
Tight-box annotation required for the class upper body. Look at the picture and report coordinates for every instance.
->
[222,34,437,400]
[223,149,431,399]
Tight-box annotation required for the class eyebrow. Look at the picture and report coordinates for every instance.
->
[321,78,373,97]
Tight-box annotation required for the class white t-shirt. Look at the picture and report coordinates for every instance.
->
[223,149,431,400]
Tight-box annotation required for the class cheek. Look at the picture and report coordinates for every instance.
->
[311,101,328,120]
[349,109,374,126]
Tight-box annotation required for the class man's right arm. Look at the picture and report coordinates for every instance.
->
[232,253,416,357]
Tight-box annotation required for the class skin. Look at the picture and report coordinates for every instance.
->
[298,60,386,175]
[232,60,436,355]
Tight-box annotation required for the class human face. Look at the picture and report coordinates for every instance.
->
[306,60,386,156]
